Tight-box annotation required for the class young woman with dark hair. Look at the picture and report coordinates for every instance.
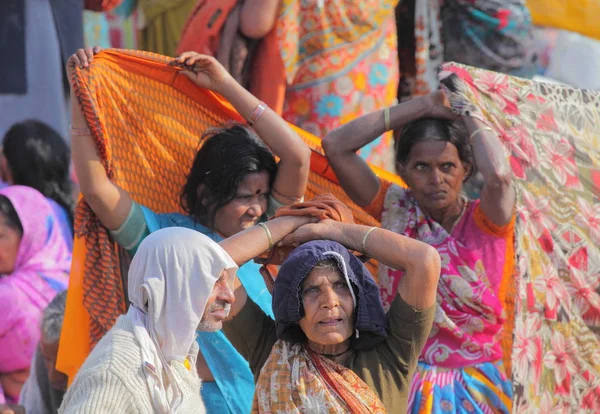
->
[1,120,74,250]
[323,90,516,413]
[67,48,310,413]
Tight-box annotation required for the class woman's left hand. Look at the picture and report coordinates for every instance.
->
[174,52,233,93]
[423,90,459,121]
[279,219,339,247]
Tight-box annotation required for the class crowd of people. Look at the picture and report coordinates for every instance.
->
[0,1,598,414]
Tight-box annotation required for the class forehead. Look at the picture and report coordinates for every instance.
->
[407,141,460,163]
[302,266,344,287]
[236,171,270,193]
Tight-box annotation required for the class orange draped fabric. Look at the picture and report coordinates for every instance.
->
[57,49,403,384]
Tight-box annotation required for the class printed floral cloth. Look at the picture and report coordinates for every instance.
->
[440,62,600,412]
[277,0,399,170]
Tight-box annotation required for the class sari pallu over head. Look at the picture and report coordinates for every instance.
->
[439,63,600,412]
[0,186,70,385]
[255,240,388,413]
[379,185,505,368]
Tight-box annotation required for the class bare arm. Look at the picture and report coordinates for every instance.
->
[322,95,433,207]
[68,48,132,230]
[219,216,314,317]
[282,221,441,310]
[178,52,310,204]
[463,117,515,225]
[240,0,280,39]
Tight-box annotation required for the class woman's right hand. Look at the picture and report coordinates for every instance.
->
[421,91,458,121]
[66,46,102,80]
[174,52,234,94]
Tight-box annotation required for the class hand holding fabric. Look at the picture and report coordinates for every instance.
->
[175,53,234,94]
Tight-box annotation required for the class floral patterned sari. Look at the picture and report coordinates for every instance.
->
[378,185,512,413]
[440,62,600,412]
[254,340,386,414]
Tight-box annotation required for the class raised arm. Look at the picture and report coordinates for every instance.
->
[68,47,133,230]
[177,52,310,204]
[322,94,452,207]
[219,215,315,317]
[463,117,515,225]
[282,220,441,310]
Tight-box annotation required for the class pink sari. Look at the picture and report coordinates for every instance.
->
[379,184,505,368]
[0,186,70,403]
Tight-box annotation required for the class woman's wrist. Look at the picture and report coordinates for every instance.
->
[211,74,236,98]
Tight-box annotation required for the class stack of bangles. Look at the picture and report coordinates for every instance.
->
[70,125,92,136]
[248,101,268,126]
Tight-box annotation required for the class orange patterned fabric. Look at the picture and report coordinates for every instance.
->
[57,49,402,384]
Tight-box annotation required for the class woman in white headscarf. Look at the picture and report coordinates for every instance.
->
[58,227,238,414]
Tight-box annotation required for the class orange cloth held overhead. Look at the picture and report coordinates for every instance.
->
[57,49,402,385]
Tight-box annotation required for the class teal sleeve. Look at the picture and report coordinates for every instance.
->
[108,201,149,254]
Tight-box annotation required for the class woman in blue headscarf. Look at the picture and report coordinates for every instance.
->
[220,216,441,413]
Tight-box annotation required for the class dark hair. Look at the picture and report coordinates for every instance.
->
[3,121,74,224]
[395,118,474,181]
[0,195,23,235]
[180,123,277,228]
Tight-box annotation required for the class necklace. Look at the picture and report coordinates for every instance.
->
[314,347,352,359]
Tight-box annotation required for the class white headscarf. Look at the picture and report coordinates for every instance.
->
[125,227,238,413]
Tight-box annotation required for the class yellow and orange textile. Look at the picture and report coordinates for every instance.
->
[527,0,600,41]
[56,49,402,384]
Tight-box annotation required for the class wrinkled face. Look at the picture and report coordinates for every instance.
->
[0,213,21,275]
[398,141,468,214]
[298,267,355,347]
[211,172,270,238]
[40,338,68,390]
[198,269,236,332]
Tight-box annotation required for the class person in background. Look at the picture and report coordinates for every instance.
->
[19,291,69,414]
[66,48,310,413]
[0,0,120,140]
[178,0,400,171]
[1,121,74,250]
[396,0,535,101]
[0,186,70,406]
[137,0,197,57]
[323,90,516,413]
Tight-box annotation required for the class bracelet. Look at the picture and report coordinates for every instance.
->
[258,222,274,249]
[384,107,391,131]
[271,187,302,203]
[248,101,268,126]
[361,227,377,254]
[468,127,493,143]
[70,125,92,136]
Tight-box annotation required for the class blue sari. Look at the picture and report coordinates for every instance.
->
[141,208,273,414]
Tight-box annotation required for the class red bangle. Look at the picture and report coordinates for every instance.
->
[248,102,267,126]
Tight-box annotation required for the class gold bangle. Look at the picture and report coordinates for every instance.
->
[384,107,391,131]
[258,222,273,249]
[468,127,493,143]
[361,227,377,254]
